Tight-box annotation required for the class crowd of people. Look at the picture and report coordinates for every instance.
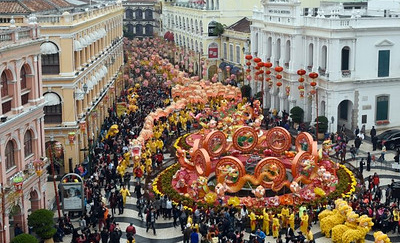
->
[48,36,400,243]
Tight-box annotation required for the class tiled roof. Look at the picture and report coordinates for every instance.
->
[124,0,157,3]
[50,0,74,8]
[226,17,251,33]
[0,1,30,14]
[20,0,57,12]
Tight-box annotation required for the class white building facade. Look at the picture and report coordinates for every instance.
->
[251,0,400,133]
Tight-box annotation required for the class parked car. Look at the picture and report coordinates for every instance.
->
[376,129,400,150]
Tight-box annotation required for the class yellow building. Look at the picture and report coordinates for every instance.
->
[0,0,125,173]
[220,17,251,86]
[161,0,260,79]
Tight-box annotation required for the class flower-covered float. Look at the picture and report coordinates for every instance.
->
[152,91,356,213]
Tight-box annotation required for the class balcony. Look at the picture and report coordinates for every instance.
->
[341,70,351,78]
[0,26,40,48]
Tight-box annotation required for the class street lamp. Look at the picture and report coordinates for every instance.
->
[74,83,88,100]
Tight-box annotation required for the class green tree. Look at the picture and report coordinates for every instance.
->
[11,233,39,243]
[28,209,56,241]
[315,115,329,133]
[213,22,225,36]
[290,106,304,124]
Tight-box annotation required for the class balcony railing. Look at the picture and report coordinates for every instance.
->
[0,27,39,48]
[342,70,351,78]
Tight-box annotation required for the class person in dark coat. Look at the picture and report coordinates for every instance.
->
[360,158,365,175]
[354,136,362,155]
[370,126,377,140]
[372,136,378,151]
[117,192,124,215]
[367,152,371,171]
[101,227,109,243]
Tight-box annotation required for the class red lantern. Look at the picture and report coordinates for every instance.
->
[310,81,317,87]
[297,69,306,76]
[257,62,264,68]
[264,62,273,68]
[310,89,317,95]
[246,69,251,73]
[266,70,271,75]
[276,74,282,80]
[246,62,251,66]
[276,81,282,87]
[274,66,283,72]
[259,70,264,74]
[285,86,290,96]
[265,77,271,81]
[298,85,304,90]
[309,72,318,79]
[253,57,261,63]
[245,55,253,60]
[298,77,305,83]
[255,66,260,70]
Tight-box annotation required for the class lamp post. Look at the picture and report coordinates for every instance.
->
[0,183,5,243]
[47,144,62,219]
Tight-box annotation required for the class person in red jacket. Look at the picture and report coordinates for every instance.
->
[373,172,380,189]
[126,223,136,238]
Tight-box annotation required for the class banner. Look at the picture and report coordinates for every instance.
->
[116,102,127,117]
[61,183,84,211]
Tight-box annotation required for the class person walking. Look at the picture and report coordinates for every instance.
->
[359,158,365,175]
[350,145,356,161]
[146,207,157,235]
[183,224,192,243]
[101,228,109,243]
[354,136,362,155]
[120,185,131,206]
[190,228,200,243]
[117,192,124,215]
[370,126,377,141]
[367,152,371,171]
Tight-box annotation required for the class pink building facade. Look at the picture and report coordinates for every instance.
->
[0,23,47,242]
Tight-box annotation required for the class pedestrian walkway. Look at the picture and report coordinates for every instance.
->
[54,129,400,243]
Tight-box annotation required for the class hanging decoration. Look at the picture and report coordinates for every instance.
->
[68,132,76,144]
[309,72,318,95]
[275,66,283,87]
[264,62,273,88]
[13,175,24,193]
[285,86,291,96]
[297,69,306,98]
[33,159,45,176]
[80,121,87,133]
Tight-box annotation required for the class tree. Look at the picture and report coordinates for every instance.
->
[290,106,304,124]
[315,115,329,133]
[213,22,225,36]
[28,209,56,241]
[11,233,39,243]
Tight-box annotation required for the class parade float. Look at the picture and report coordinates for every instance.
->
[148,80,356,214]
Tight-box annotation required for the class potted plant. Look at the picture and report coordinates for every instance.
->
[290,106,304,128]
[315,115,329,140]
[11,233,39,243]
[28,209,56,243]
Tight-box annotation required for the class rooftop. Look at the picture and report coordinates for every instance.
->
[226,17,251,33]
[0,0,75,14]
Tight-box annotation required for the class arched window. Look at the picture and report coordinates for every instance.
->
[267,37,272,59]
[125,9,133,19]
[24,130,33,157]
[341,46,350,71]
[1,71,12,114]
[145,9,153,20]
[5,140,15,170]
[285,40,291,68]
[44,92,62,124]
[276,38,281,65]
[208,21,217,37]
[136,24,143,35]
[308,43,314,69]
[1,71,8,97]
[145,24,153,36]
[41,42,60,75]
[321,45,327,70]
[127,24,134,33]
[20,66,29,105]
[136,9,143,20]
